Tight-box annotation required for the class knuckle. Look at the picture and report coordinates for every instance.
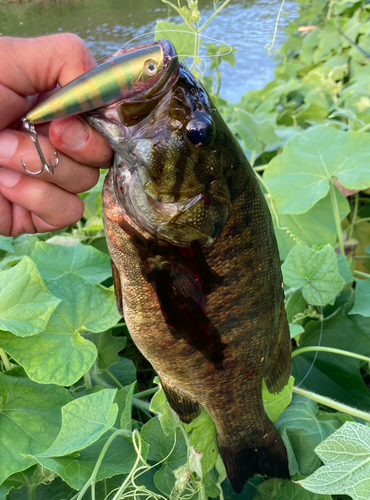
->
[53,33,86,52]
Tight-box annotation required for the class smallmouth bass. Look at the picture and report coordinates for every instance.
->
[86,39,292,493]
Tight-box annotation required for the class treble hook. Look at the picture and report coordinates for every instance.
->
[21,119,60,175]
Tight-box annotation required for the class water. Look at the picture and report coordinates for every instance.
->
[0,0,298,102]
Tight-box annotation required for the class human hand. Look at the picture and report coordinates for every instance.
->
[0,34,113,236]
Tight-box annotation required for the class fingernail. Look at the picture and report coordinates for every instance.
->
[0,131,19,158]
[0,168,21,187]
[61,118,90,149]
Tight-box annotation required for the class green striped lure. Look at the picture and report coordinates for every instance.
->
[22,41,176,175]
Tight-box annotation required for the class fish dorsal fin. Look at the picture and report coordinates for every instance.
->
[160,377,201,424]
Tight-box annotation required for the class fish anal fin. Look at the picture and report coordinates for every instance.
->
[111,260,124,317]
[160,379,201,424]
[264,303,292,394]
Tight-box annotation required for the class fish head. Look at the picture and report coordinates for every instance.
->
[87,39,233,247]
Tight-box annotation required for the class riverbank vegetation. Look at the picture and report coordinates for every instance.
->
[0,0,370,499]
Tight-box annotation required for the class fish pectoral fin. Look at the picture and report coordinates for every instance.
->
[160,378,201,424]
[111,260,124,317]
[264,303,292,394]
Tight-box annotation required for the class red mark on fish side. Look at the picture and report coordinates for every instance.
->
[243,369,258,381]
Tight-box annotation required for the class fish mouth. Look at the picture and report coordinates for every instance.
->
[114,167,214,246]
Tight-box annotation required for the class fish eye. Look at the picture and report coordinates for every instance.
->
[185,114,215,148]
[144,59,159,76]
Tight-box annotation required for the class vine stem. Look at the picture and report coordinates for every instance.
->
[292,346,370,364]
[292,386,370,422]
[354,217,370,225]
[199,484,207,500]
[134,387,159,399]
[354,270,370,278]
[348,193,359,240]
[198,0,233,33]
[112,430,148,500]
[84,372,92,390]
[28,484,36,500]
[359,121,370,133]
[76,429,132,500]
[161,0,195,31]
[329,182,345,255]
[265,0,286,54]
[103,369,124,389]
[0,349,12,371]
[132,398,151,413]
[250,150,256,167]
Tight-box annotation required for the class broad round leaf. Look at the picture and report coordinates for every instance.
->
[264,127,370,214]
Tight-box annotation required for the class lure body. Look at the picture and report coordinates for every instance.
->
[26,45,165,124]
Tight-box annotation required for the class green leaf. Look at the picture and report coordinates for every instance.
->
[255,478,332,499]
[47,275,121,334]
[336,254,354,285]
[299,422,370,500]
[264,127,370,214]
[33,432,145,491]
[0,235,14,253]
[0,254,22,271]
[0,257,60,337]
[31,242,112,285]
[276,395,353,476]
[282,245,345,306]
[263,376,294,424]
[289,324,304,339]
[8,475,76,500]
[155,21,198,59]
[349,279,370,317]
[233,110,280,153]
[90,329,127,370]
[0,369,71,485]
[141,418,187,496]
[117,382,136,431]
[185,409,219,476]
[12,234,39,256]
[285,290,307,324]
[0,274,120,385]
[102,356,137,388]
[3,465,57,500]
[150,381,181,436]
[270,189,350,260]
[35,389,117,458]
[293,312,370,410]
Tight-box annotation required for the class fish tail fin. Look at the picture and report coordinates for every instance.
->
[219,422,290,494]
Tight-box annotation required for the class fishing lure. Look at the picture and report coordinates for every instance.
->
[22,44,165,174]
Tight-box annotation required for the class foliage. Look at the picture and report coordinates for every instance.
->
[1,0,370,499]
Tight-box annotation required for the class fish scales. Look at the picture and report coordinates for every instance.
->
[86,39,292,493]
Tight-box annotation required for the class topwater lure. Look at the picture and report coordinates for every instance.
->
[21,42,170,175]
